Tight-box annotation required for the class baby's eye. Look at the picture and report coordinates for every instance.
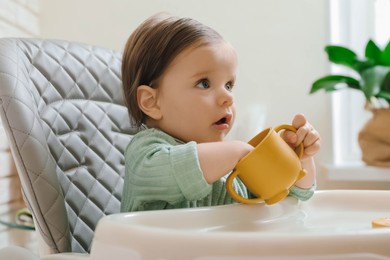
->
[225,82,234,92]
[196,79,210,89]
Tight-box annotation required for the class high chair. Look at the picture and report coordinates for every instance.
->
[0,38,135,258]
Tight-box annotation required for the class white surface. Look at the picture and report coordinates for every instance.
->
[0,246,39,260]
[41,253,89,260]
[324,163,390,181]
[91,190,390,259]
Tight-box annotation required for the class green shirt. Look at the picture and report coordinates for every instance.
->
[120,128,315,212]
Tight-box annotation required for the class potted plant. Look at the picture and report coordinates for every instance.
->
[310,39,390,167]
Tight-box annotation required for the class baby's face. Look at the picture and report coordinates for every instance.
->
[151,40,237,143]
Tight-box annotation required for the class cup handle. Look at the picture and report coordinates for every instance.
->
[274,124,304,159]
[226,169,264,204]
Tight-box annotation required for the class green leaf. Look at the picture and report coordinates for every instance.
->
[354,60,376,73]
[376,90,390,103]
[381,71,390,92]
[310,75,360,94]
[381,41,390,66]
[325,46,358,70]
[365,39,382,65]
[360,66,390,99]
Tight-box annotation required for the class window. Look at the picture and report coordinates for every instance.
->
[330,0,390,165]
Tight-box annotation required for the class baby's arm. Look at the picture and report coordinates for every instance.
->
[282,114,321,189]
[296,157,316,189]
[197,141,254,184]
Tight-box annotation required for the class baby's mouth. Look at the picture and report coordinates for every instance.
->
[213,114,232,127]
[215,117,227,125]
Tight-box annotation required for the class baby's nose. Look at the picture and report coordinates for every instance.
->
[218,89,234,107]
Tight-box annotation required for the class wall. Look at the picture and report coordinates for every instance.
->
[0,0,40,249]
[39,0,333,187]
[0,0,40,37]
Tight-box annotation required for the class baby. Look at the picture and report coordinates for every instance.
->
[120,14,321,212]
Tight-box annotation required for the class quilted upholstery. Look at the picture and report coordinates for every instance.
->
[0,38,136,253]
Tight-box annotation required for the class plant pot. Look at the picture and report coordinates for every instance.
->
[358,108,390,167]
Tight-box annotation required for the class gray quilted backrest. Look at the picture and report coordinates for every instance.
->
[0,38,136,253]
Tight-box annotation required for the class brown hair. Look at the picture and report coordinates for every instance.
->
[121,14,223,126]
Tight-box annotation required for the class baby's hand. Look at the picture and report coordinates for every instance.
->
[281,114,321,160]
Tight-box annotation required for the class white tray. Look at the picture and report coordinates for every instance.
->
[91,190,390,259]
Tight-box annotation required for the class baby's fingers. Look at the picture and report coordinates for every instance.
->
[295,124,312,146]
[281,130,297,146]
[303,140,321,156]
[303,128,320,148]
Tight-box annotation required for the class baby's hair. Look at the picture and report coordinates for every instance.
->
[121,13,223,126]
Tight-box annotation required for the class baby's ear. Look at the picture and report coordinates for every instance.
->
[137,85,162,120]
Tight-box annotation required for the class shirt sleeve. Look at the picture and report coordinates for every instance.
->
[169,141,212,200]
[125,130,212,206]
[288,182,316,201]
